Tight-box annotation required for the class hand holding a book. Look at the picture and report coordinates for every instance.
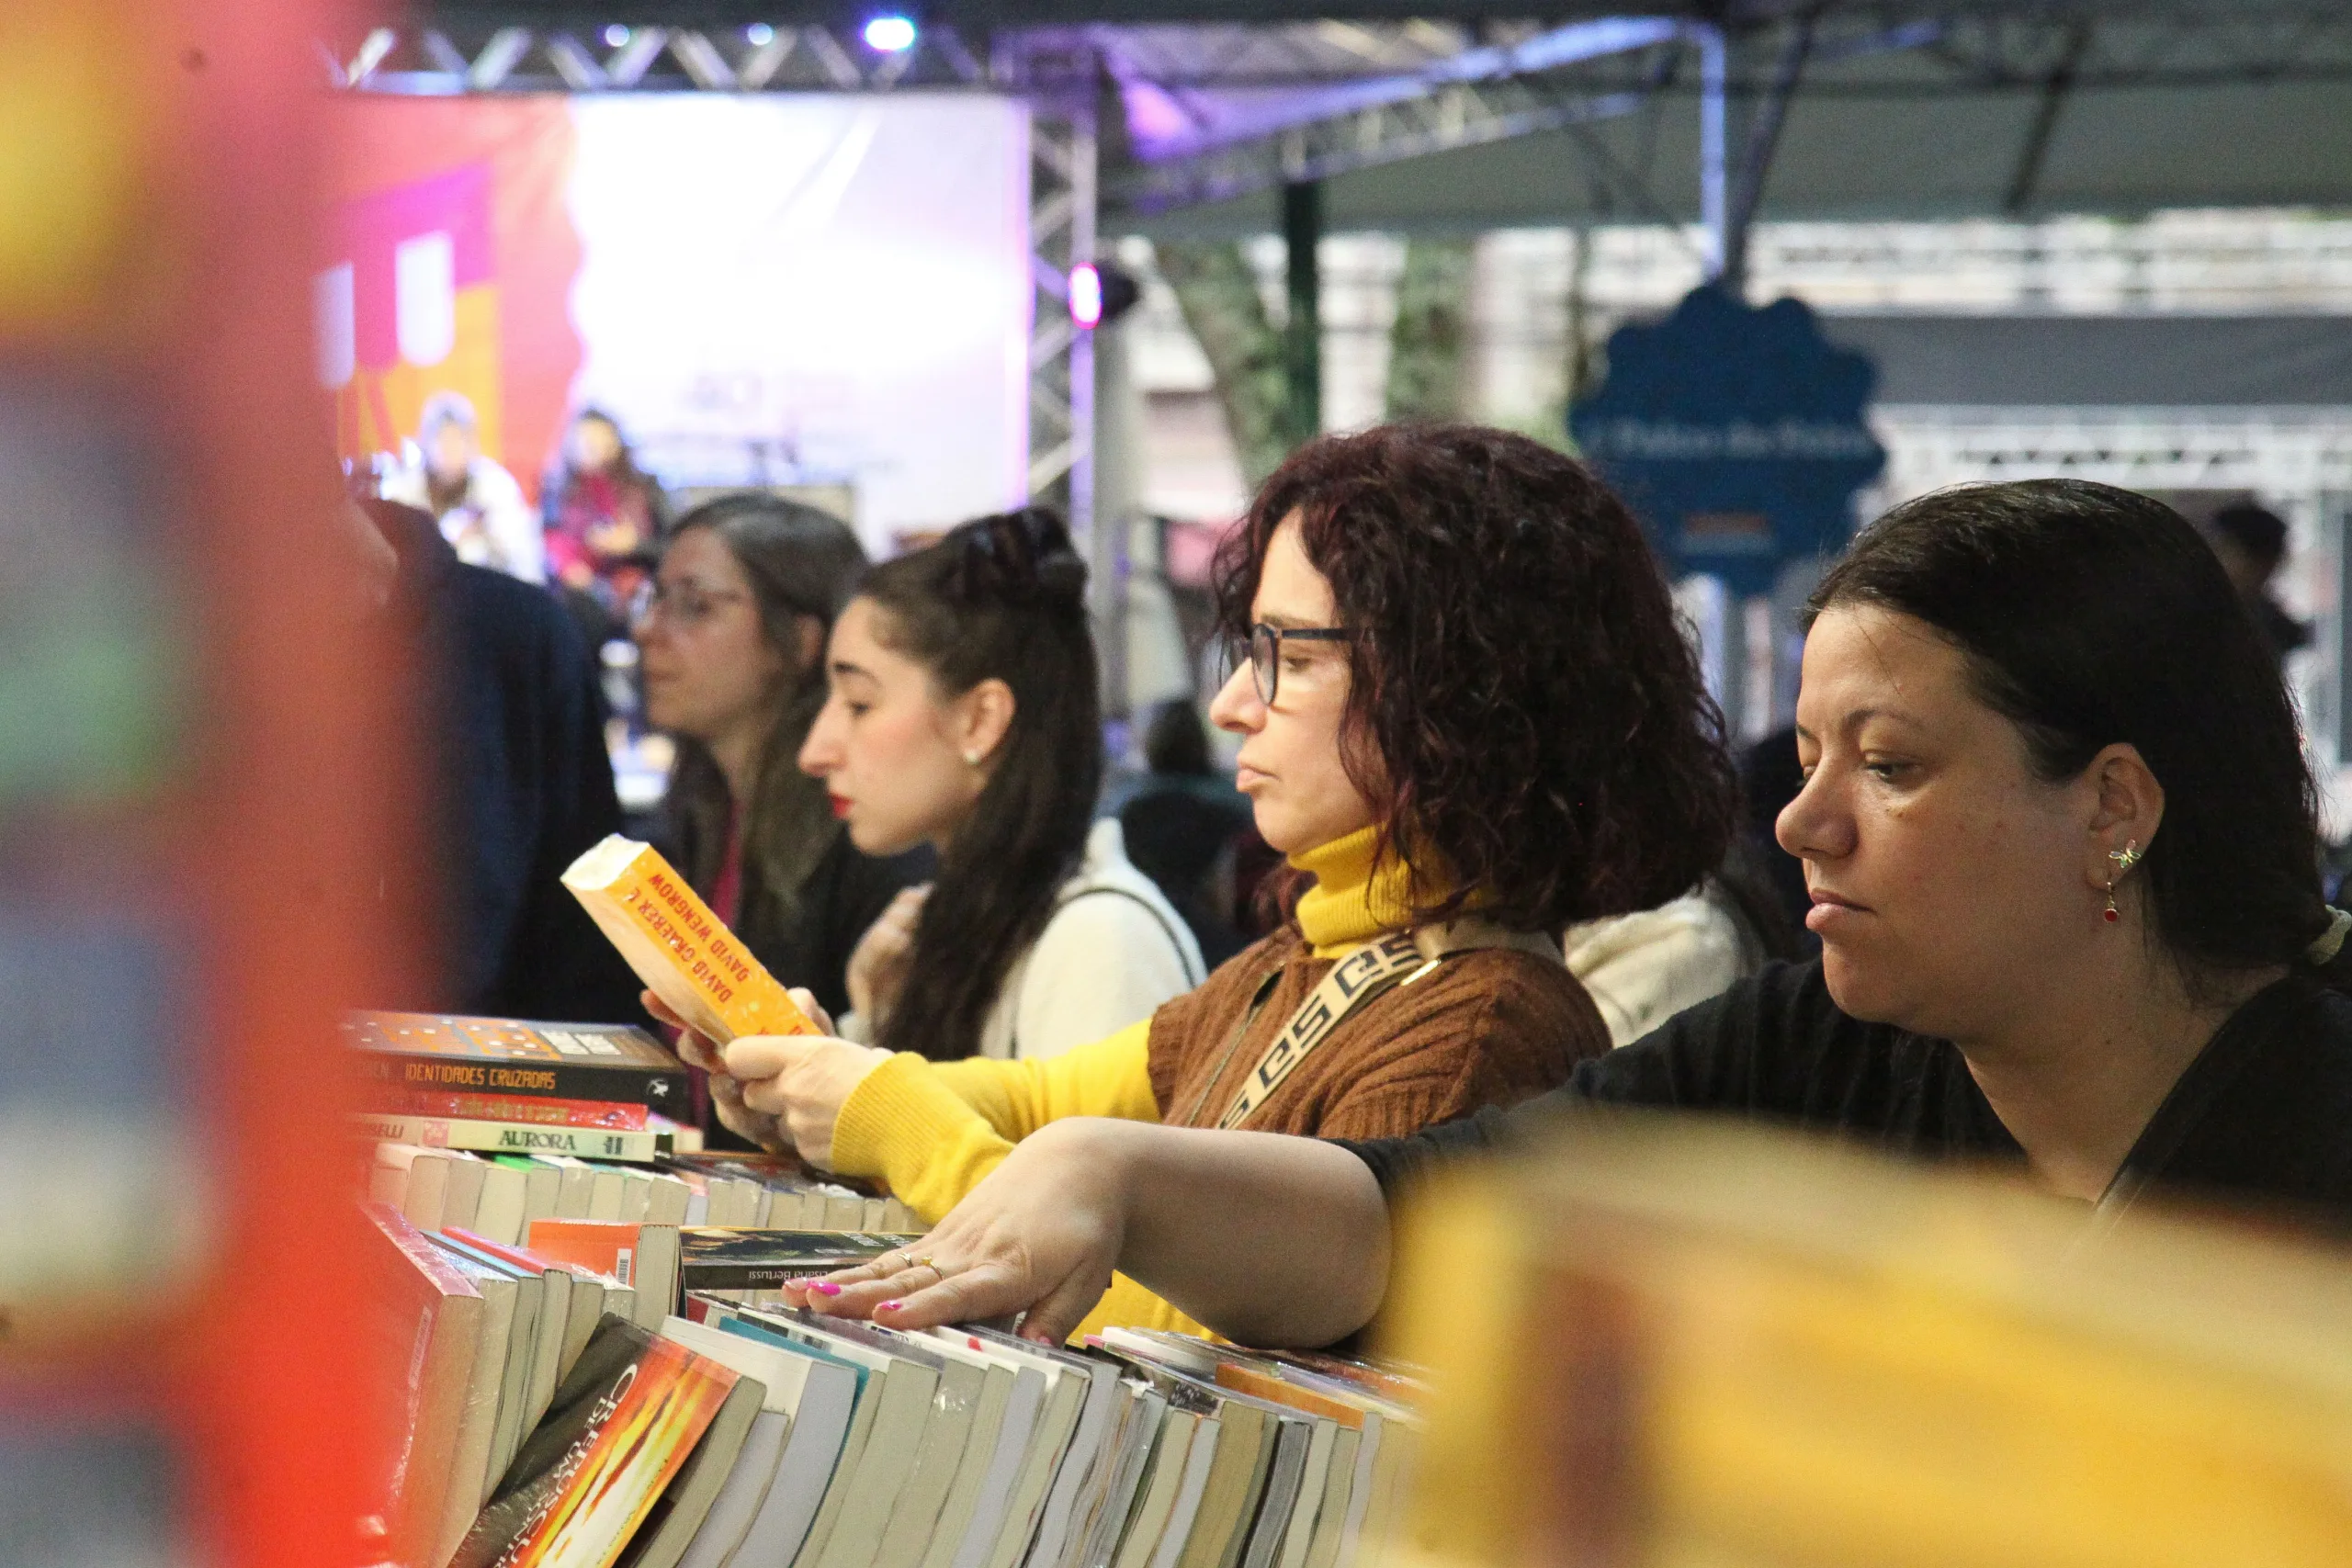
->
[644,985,887,1164]
[725,1030,892,1168]
[846,884,932,1027]
[645,988,790,1152]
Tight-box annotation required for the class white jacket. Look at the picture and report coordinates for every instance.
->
[1564,884,1765,1048]
[844,819,1206,1061]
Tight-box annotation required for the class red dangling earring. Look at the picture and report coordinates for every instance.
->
[2104,839,2142,925]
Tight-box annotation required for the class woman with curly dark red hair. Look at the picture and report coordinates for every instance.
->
[675,423,1736,1337]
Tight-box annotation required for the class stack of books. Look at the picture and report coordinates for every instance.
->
[370,1197,1424,1568]
[354,1010,922,1251]
[349,1010,695,1163]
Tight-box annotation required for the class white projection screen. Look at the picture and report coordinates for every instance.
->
[328,93,1033,551]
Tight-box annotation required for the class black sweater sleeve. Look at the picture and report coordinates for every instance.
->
[1337,961,1854,1196]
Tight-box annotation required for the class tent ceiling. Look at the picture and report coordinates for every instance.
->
[424,3,2349,25]
[372,4,2352,229]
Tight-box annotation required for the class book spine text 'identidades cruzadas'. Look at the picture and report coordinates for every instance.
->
[563,835,823,1044]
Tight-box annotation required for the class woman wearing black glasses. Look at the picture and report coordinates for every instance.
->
[637,496,935,1066]
[667,423,1736,1336]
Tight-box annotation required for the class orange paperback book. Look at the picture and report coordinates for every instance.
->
[563,836,822,1043]
[449,1315,736,1568]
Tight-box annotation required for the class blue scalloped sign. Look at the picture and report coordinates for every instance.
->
[1569,284,1885,596]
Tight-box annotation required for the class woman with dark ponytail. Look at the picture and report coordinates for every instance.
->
[795,507,1198,1062]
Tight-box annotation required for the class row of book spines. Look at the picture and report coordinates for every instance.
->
[371,1140,918,1258]
[489,1295,1416,1568]
[370,1142,697,1248]
[684,1170,922,1235]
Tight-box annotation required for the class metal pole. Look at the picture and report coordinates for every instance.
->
[1283,178,1323,440]
[1697,23,1727,281]
[1068,93,1100,558]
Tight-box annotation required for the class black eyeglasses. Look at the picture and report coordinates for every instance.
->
[1230,623,1353,706]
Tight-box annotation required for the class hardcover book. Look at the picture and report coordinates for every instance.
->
[564,835,824,1044]
[346,1011,690,1116]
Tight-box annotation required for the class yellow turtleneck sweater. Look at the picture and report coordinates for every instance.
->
[826,824,1413,1341]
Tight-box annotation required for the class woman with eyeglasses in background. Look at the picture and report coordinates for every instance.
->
[636,494,933,1138]
[661,424,1737,1337]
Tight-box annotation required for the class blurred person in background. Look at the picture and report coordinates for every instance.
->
[639,494,933,1061]
[1562,844,1800,1047]
[379,390,544,584]
[2206,502,2312,671]
[1117,699,1261,968]
[661,425,1737,1338]
[353,496,639,1022]
[1737,724,1820,946]
[542,407,668,652]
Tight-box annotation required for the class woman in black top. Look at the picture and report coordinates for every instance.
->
[779,478,2352,1348]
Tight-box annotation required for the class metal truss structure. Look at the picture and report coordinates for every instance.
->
[1100,6,2352,220]
[324,22,1048,95]
[1025,88,1100,541]
[326,6,2352,536]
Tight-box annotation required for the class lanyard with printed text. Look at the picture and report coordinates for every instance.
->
[1213,931,1440,1130]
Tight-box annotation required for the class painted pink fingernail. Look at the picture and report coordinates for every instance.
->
[877,1300,903,1313]
[809,1280,843,1297]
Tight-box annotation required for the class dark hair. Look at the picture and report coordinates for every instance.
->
[662,494,870,942]
[858,507,1099,1061]
[1808,478,2335,990]
[2211,502,2290,572]
[1215,423,1736,931]
[1143,700,1213,777]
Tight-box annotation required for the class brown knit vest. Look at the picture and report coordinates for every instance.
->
[1146,926,1609,1141]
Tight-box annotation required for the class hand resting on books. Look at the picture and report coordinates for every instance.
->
[778,1117,1393,1348]
[779,1117,1130,1345]
[643,987,891,1168]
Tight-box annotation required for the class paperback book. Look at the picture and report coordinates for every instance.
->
[564,835,824,1044]
[360,1112,674,1164]
[450,1314,739,1568]
[346,1011,691,1116]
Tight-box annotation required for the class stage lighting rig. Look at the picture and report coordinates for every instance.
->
[1068,262,1140,330]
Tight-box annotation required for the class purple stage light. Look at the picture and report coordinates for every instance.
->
[1069,264,1103,329]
